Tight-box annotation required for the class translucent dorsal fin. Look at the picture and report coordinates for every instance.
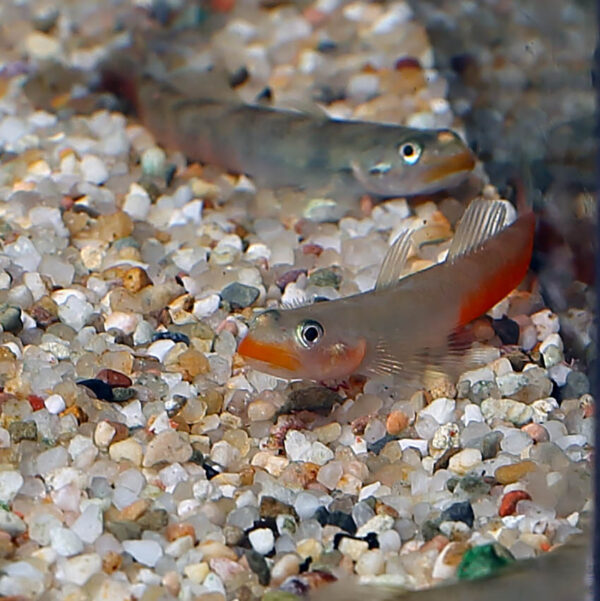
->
[447,199,508,261]
[375,229,415,290]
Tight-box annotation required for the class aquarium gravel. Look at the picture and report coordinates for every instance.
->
[0,1,593,600]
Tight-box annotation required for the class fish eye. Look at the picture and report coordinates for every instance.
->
[296,319,324,348]
[398,141,422,165]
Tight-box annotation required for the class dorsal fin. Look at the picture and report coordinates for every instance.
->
[375,229,415,290]
[447,199,508,261]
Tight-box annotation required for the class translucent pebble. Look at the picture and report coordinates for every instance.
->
[356,548,385,575]
[57,295,93,331]
[123,540,163,567]
[71,504,103,544]
[51,527,84,556]
[500,431,532,455]
[36,446,68,475]
[316,461,343,489]
[123,183,151,221]
[293,493,323,520]
[5,236,42,271]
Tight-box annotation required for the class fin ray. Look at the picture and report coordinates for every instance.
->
[375,229,415,290]
[448,199,508,261]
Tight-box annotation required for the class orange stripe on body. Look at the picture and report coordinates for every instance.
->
[458,212,535,326]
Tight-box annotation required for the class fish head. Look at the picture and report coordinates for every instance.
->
[351,128,476,196]
[238,308,367,381]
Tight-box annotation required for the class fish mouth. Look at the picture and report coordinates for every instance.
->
[421,149,476,185]
[238,335,301,373]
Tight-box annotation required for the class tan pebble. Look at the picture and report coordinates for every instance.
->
[60,404,88,424]
[375,500,399,518]
[94,421,116,448]
[162,571,180,596]
[521,423,549,442]
[296,538,322,561]
[271,554,301,585]
[176,349,210,380]
[251,452,289,477]
[519,533,549,551]
[448,449,482,475]
[197,540,237,561]
[201,390,223,414]
[386,410,410,435]
[102,550,122,573]
[183,562,209,583]
[109,437,143,466]
[313,422,342,444]
[495,460,537,484]
[223,429,250,457]
[166,523,196,543]
[119,498,149,521]
[101,350,134,374]
[338,536,369,561]
[247,399,276,421]
[96,211,134,241]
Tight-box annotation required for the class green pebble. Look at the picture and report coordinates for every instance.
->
[141,147,167,178]
[136,509,168,531]
[307,267,342,289]
[457,543,514,581]
[112,387,136,401]
[0,305,22,334]
[220,282,259,310]
[8,421,37,442]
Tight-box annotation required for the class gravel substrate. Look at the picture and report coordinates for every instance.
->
[0,1,594,600]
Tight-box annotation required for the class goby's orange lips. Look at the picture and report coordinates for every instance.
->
[238,335,301,372]
[421,148,476,185]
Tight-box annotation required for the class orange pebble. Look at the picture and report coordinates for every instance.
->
[499,490,531,517]
[386,410,410,435]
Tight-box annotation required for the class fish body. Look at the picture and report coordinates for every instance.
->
[238,201,535,381]
[120,70,475,196]
[308,528,590,601]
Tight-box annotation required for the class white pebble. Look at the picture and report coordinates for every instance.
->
[147,339,176,361]
[448,448,482,475]
[44,394,66,414]
[284,430,312,462]
[248,528,275,555]
[81,154,109,185]
[123,183,151,220]
[0,471,23,502]
[531,309,560,340]
[419,397,456,424]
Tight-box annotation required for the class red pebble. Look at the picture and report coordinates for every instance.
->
[301,243,323,256]
[96,368,132,388]
[210,0,235,12]
[28,395,45,411]
[499,490,532,517]
[394,56,422,70]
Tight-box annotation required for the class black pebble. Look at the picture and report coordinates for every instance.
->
[441,501,475,528]
[492,317,520,345]
[313,507,356,534]
[152,331,190,345]
[78,378,114,402]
